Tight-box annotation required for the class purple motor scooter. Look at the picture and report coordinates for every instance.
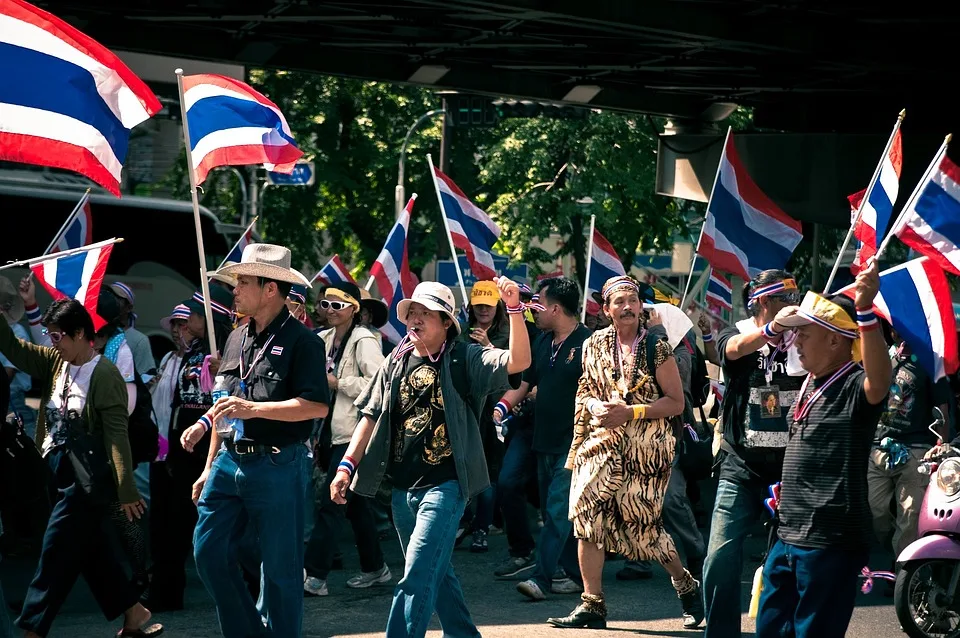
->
[894,407,960,637]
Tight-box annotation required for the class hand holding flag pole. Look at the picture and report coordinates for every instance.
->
[823,110,905,294]
[876,133,953,263]
[175,68,220,360]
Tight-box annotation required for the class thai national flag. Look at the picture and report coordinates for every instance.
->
[854,128,903,256]
[50,193,93,253]
[182,74,303,186]
[30,239,115,330]
[698,133,803,280]
[706,271,733,311]
[225,227,253,264]
[585,228,625,315]
[431,167,501,280]
[0,0,161,195]
[370,196,418,345]
[891,153,960,275]
[842,258,958,382]
[312,254,357,287]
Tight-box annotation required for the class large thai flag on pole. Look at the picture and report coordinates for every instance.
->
[855,127,903,255]
[890,149,960,275]
[706,271,733,311]
[697,131,803,280]
[311,254,357,287]
[370,196,419,345]
[0,0,161,196]
[30,238,117,330]
[181,74,303,186]
[585,228,625,316]
[48,191,93,254]
[842,258,958,381]
[430,166,501,280]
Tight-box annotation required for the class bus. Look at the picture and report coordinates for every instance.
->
[1,171,250,360]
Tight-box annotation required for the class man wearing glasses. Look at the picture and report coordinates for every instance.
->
[495,276,590,601]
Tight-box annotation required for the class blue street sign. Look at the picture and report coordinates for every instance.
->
[266,161,315,186]
[437,254,529,289]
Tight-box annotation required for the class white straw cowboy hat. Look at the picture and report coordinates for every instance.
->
[207,262,238,288]
[397,282,462,335]
[0,277,24,324]
[217,243,311,287]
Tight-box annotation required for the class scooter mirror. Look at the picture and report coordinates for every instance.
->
[929,407,946,444]
[933,407,945,425]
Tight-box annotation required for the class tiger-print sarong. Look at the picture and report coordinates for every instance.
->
[566,325,678,564]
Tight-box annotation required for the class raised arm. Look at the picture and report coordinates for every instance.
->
[855,259,892,405]
[0,314,58,383]
[496,277,532,375]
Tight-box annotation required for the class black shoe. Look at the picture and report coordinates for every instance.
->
[547,604,607,629]
[616,567,653,581]
[470,529,488,553]
[680,581,704,630]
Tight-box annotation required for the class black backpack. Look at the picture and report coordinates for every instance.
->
[128,367,159,464]
[682,332,712,408]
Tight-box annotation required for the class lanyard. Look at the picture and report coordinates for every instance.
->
[393,332,445,363]
[792,360,859,423]
[238,314,292,391]
[764,331,797,384]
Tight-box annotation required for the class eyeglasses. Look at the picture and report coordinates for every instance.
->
[42,328,66,344]
[319,300,352,311]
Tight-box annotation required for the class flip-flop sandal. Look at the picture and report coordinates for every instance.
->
[117,623,163,637]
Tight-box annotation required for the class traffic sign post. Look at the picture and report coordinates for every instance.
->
[266,161,315,186]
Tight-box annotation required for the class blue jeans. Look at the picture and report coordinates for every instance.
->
[532,453,581,590]
[194,445,309,638]
[702,477,765,638]
[388,481,480,638]
[756,540,867,638]
[497,427,536,557]
[472,484,495,532]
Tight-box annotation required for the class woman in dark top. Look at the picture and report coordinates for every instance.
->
[0,299,161,638]
[143,288,232,612]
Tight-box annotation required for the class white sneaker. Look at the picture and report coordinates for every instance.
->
[517,578,547,601]
[551,577,583,594]
[346,564,393,589]
[304,575,328,596]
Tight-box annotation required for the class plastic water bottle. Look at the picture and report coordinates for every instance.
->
[211,375,241,436]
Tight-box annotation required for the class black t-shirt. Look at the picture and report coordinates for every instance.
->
[387,355,458,490]
[779,367,885,550]
[876,354,951,446]
[524,324,592,455]
[717,325,806,485]
[220,307,330,447]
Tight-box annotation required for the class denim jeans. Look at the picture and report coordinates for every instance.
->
[497,427,536,557]
[756,540,868,638]
[702,477,766,638]
[472,484,496,532]
[194,444,309,638]
[387,480,480,638]
[532,453,581,590]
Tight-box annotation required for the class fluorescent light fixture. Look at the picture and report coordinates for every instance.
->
[408,65,450,84]
[563,85,602,103]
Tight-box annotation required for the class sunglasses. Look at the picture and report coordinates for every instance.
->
[319,299,353,311]
[42,328,66,344]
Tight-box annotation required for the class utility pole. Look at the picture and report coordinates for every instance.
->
[439,96,453,175]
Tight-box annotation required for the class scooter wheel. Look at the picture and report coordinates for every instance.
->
[895,559,960,638]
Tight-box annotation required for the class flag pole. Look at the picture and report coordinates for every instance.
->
[427,154,470,307]
[0,238,124,273]
[216,215,259,271]
[876,133,952,262]
[681,126,732,309]
[823,109,905,294]
[43,188,91,256]
[581,214,596,323]
[175,68,220,359]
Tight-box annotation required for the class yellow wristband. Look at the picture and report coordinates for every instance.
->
[633,405,646,420]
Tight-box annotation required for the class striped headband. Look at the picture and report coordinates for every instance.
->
[748,278,798,302]
[601,275,640,302]
[192,291,232,318]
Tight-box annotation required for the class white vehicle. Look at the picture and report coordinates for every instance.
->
[0,172,249,359]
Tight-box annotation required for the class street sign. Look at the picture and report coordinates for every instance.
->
[266,161,315,186]
[437,254,529,289]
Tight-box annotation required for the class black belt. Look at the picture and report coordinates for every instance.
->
[224,439,283,456]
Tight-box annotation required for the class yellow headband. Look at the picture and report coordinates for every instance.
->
[797,292,861,363]
[470,280,499,307]
[326,287,360,309]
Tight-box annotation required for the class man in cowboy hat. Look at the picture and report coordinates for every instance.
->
[184,243,330,638]
[0,276,35,437]
[330,278,531,637]
[755,259,891,637]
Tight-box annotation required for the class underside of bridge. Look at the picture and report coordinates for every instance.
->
[34,1,959,133]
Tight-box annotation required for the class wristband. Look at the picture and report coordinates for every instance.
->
[762,322,781,340]
[702,333,714,343]
[632,405,647,420]
[337,456,357,477]
[494,400,512,420]
[197,414,212,432]
[506,303,525,315]
[857,309,879,331]
[25,303,41,326]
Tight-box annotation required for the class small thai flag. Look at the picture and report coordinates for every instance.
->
[312,254,357,287]
[370,196,418,345]
[706,271,733,311]
[31,239,116,330]
[585,228,625,316]
[431,165,501,280]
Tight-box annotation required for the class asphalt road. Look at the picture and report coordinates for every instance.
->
[0,525,907,638]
